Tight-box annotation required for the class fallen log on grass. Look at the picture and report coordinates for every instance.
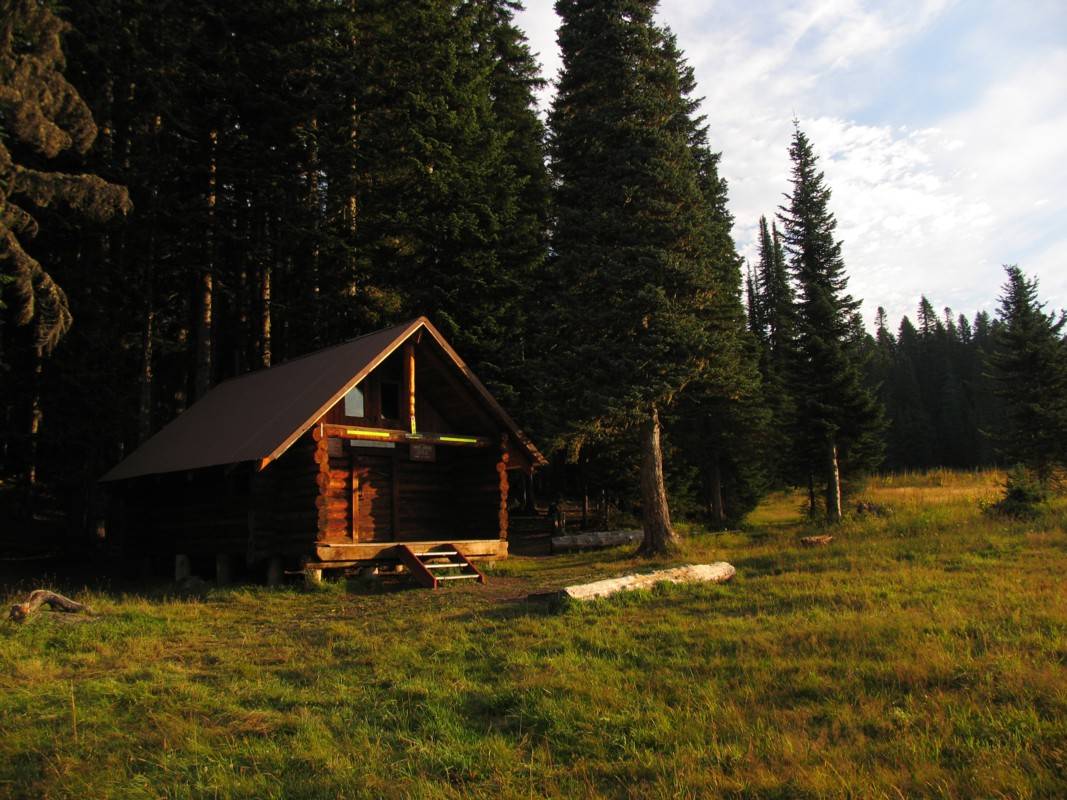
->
[9,590,93,623]
[533,562,735,602]
[800,535,834,547]
[551,529,642,552]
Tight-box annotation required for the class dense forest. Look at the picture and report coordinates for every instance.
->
[2,0,1065,552]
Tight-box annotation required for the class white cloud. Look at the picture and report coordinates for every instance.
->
[514,1,1067,326]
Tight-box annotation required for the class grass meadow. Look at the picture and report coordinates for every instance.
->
[1,470,1065,799]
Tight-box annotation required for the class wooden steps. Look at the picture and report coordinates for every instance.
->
[397,543,487,589]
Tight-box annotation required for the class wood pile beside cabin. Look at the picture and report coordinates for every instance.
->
[102,317,545,581]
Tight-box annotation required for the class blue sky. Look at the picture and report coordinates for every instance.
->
[515,0,1067,329]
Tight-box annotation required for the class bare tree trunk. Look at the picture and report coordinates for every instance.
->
[579,449,589,530]
[137,178,158,443]
[195,128,218,400]
[137,304,154,444]
[826,439,842,522]
[306,114,321,346]
[174,291,190,415]
[708,453,725,527]
[637,403,679,556]
[27,344,43,500]
[261,257,272,368]
[807,470,817,518]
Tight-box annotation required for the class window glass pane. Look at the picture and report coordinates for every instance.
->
[343,383,364,417]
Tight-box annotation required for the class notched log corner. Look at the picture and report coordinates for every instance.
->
[9,590,94,624]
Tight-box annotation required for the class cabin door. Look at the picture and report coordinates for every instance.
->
[351,451,395,542]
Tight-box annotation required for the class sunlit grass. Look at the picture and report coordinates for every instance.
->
[1,470,1065,798]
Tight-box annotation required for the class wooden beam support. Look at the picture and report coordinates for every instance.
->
[404,341,416,434]
[318,423,492,448]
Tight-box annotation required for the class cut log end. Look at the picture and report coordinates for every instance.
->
[9,590,93,623]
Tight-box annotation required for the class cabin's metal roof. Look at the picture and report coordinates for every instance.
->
[101,317,544,481]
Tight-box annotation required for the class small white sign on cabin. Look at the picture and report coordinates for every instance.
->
[410,442,436,462]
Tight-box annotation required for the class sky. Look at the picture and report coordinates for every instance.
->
[514,0,1067,329]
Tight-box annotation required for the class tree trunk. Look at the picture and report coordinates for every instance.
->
[579,449,589,530]
[708,453,725,527]
[27,344,43,502]
[138,165,159,444]
[826,439,842,522]
[260,258,272,368]
[306,114,321,346]
[807,470,817,518]
[195,128,218,400]
[637,403,679,556]
[137,304,154,444]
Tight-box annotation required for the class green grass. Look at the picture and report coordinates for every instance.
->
[2,472,1066,799]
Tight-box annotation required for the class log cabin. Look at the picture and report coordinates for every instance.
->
[101,317,545,586]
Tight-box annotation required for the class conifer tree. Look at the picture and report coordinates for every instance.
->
[675,114,768,528]
[469,0,550,407]
[751,213,795,485]
[777,123,882,519]
[547,0,718,554]
[0,0,131,352]
[988,265,1067,484]
[341,1,536,399]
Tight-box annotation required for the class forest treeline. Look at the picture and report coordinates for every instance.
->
[2,0,1065,550]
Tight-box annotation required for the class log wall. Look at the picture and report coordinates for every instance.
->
[248,434,319,559]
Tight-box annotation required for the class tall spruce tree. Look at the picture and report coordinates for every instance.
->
[547,0,718,554]
[988,265,1067,483]
[777,123,882,519]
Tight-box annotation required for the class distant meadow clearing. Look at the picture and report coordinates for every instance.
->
[1,470,1065,799]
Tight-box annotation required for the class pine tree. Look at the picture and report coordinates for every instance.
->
[0,0,131,352]
[547,0,719,554]
[988,265,1067,484]
[777,123,882,519]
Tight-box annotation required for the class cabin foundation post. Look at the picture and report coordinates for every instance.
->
[174,554,191,582]
[215,553,232,586]
[304,563,323,586]
[266,556,283,586]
